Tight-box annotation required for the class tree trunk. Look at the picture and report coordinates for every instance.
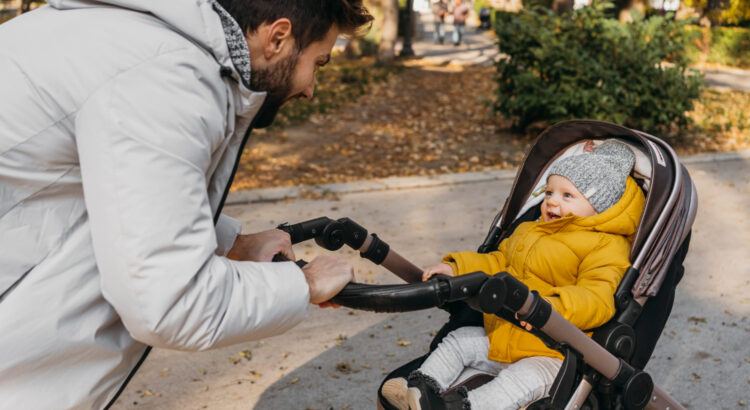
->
[551,0,574,13]
[378,0,399,65]
[344,38,362,59]
[12,0,22,16]
[14,0,32,16]
[616,0,646,22]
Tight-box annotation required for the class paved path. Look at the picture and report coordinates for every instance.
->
[112,152,750,410]
[703,66,750,92]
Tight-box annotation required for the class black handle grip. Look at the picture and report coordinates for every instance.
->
[331,279,453,313]
[277,217,332,245]
[271,253,307,268]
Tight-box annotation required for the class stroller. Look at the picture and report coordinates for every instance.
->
[276,120,697,409]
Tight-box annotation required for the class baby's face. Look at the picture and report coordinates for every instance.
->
[541,175,597,222]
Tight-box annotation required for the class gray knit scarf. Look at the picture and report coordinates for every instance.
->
[210,0,251,87]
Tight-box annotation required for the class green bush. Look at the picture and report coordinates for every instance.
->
[684,26,750,68]
[493,3,704,136]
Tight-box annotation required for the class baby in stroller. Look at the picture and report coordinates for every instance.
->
[382,140,646,410]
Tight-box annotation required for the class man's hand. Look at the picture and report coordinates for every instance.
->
[301,255,354,305]
[226,229,295,262]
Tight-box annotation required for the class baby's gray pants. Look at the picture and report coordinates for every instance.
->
[418,326,563,410]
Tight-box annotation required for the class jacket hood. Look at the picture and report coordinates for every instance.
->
[541,176,645,239]
[46,0,252,87]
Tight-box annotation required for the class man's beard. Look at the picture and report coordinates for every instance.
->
[249,51,300,129]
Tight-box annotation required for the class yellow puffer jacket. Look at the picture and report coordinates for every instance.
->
[443,177,645,363]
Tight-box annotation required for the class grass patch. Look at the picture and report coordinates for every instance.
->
[685,26,750,69]
[681,89,750,152]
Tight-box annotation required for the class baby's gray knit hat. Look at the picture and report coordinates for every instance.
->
[547,140,636,213]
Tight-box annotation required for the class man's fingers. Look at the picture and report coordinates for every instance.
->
[229,229,298,262]
[274,230,295,261]
[302,255,354,305]
[277,242,295,261]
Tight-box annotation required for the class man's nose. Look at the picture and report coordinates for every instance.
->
[302,83,314,100]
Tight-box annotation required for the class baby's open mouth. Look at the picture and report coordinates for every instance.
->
[546,211,561,221]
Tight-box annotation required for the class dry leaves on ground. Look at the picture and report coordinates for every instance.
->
[233,66,529,191]
[232,65,750,191]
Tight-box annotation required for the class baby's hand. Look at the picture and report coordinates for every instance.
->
[514,312,533,331]
[422,263,455,281]
[583,139,596,153]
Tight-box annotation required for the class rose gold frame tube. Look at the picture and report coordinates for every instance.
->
[358,235,423,283]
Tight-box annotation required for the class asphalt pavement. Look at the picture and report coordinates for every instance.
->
[112,151,750,410]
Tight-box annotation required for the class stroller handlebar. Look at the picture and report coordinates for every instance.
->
[330,279,451,312]
[330,272,493,313]
[277,217,423,283]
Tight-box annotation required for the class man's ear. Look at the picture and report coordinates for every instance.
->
[263,18,294,60]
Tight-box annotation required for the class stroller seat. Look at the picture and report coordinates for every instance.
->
[374,120,697,410]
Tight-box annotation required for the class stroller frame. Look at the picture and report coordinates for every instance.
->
[278,120,697,409]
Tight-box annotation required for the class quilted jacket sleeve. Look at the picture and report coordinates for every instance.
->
[75,48,309,351]
[442,237,510,276]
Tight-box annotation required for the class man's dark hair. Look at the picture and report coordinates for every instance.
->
[216,0,373,51]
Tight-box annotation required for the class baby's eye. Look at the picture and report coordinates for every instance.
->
[545,191,553,196]
[563,193,573,198]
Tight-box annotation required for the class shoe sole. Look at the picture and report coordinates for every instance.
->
[382,378,409,410]
[407,387,424,410]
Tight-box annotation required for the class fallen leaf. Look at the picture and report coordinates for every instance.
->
[336,361,352,374]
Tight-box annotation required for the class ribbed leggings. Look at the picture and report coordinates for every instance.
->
[418,326,563,410]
